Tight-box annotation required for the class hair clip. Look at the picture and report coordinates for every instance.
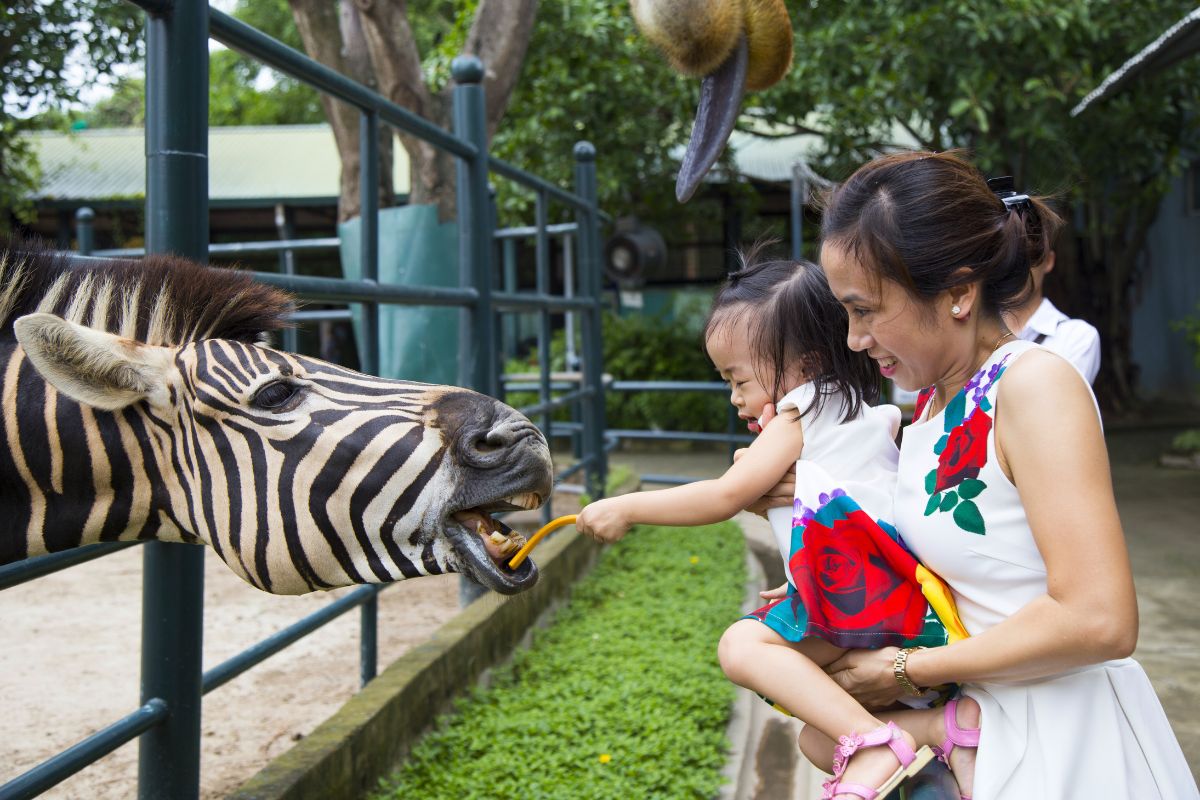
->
[986,175,1032,212]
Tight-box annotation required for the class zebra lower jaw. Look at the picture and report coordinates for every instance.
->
[445,507,539,594]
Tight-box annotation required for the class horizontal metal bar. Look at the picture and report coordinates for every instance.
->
[638,474,703,485]
[248,271,478,307]
[209,10,476,159]
[0,698,168,800]
[502,382,579,392]
[609,381,729,392]
[554,454,596,482]
[606,428,754,445]
[124,0,171,16]
[492,292,597,311]
[0,541,141,591]
[288,309,353,323]
[488,158,595,213]
[549,421,585,433]
[202,585,383,694]
[493,222,578,240]
[517,387,593,418]
[94,237,341,259]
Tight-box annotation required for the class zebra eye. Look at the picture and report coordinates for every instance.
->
[251,380,301,411]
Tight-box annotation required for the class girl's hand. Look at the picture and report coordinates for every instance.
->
[759,582,790,600]
[575,497,633,544]
[825,647,907,710]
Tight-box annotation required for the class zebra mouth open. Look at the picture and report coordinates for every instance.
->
[446,496,541,594]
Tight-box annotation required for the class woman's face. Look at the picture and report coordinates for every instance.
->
[821,242,950,392]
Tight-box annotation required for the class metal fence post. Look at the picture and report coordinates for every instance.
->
[139,0,208,796]
[358,109,381,683]
[574,141,607,500]
[452,55,494,605]
[75,207,94,255]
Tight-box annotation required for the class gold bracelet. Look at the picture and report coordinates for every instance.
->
[893,646,927,697]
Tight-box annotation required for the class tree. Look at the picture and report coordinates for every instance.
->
[284,0,538,222]
[754,0,1200,411]
[0,0,142,228]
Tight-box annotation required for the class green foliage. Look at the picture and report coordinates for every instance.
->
[1,0,142,228]
[755,1,1200,407]
[506,308,729,434]
[490,0,718,233]
[373,521,745,800]
[1173,305,1200,370]
[1171,429,1200,454]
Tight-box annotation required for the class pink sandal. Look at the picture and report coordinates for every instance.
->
[821,721,930,799]
[931,698,981,800]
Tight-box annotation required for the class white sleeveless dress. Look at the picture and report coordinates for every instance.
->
[895,340,1197,799]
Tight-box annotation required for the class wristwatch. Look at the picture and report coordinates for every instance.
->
[893,646,927,697]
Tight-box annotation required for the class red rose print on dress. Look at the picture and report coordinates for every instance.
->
[788,499,932,648]
[934,408,993,492]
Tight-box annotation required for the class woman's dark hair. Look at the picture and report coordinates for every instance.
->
[819,150,1063,316]
[703,244,880,422]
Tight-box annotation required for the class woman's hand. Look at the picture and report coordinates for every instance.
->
[825,647,907,710]
[575,497,633,544]
[759,581,790,601]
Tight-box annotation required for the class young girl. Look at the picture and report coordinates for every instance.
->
[576,252,972,800]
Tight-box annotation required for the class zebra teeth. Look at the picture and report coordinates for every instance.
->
[505,492,541,510]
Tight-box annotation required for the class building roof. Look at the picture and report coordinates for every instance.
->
[26,124,412,206]
[1072,7,1200,116]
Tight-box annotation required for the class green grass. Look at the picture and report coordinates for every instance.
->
[373,522,746,800]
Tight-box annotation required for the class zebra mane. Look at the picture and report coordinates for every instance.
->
[0,237,294,346]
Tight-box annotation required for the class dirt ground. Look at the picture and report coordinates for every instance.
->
[0,546,464,799]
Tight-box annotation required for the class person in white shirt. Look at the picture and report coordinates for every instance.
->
[1004,252,1101,383]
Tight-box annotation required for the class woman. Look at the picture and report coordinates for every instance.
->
[797,151,1197,799]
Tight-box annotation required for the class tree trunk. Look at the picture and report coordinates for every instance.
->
[289,0,538,224]
[288,0,394,223]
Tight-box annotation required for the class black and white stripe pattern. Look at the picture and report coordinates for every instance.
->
[0,241,552,594]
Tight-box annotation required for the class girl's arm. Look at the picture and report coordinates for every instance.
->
[575,411,804,543]
[827,351,1137,704]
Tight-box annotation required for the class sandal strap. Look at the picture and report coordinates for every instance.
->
[937,699,981,763]
[823,780,879,799]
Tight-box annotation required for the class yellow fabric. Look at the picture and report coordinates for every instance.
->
[915,564,970,643]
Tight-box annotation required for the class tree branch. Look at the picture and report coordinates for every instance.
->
[464,0,539,137]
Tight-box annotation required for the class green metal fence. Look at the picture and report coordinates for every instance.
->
[0,0,607,797]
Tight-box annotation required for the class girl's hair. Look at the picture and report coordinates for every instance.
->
[703,244,880,422]
[819,150,1063,317]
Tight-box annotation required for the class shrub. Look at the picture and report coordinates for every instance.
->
[506,310,730,435]
[373,522,746,800]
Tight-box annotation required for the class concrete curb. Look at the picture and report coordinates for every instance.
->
[718,547,767,800]
[227,524,602,800]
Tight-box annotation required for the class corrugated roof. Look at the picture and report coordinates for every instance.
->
[26,124,412,202]
[1072,7,1200,116]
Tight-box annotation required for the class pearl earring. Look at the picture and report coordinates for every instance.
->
[951,305,962,316]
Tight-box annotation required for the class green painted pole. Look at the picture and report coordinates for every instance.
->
[74,207,94,255]
[574,142,608,500]
[452,56,494,606]
[139,0,208,797]
[451,56,495,398]
[358,109,381,681]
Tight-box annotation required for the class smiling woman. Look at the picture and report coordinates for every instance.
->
[809,151,1198,799]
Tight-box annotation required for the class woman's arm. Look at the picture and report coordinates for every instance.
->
[829,351,1137,700]
[576,411,804,542]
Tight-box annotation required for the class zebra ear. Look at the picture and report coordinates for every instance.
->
[13,313,174,411]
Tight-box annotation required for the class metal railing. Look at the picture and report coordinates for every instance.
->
[0,0,606,797]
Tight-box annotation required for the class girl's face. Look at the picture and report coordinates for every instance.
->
[821,242,950,392]
[705,318,775,426]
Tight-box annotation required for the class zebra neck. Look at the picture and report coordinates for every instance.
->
[0,347,197,564]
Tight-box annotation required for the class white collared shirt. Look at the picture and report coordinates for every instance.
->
[1017,298,1101,384]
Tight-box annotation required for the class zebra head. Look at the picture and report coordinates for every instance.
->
[1,246,554,595]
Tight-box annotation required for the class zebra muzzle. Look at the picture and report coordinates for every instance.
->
[452,510,528,565]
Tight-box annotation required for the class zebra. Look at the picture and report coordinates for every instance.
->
[0,239,553,595]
